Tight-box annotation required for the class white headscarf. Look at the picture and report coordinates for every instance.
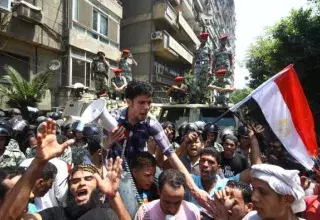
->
[251,164,306,213]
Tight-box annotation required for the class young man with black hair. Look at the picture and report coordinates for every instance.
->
[208,181,254,220]
[105,80,212,209]
[130,152,159,203]
[135,169,200,220]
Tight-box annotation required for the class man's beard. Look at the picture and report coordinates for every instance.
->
[65,189,101,219]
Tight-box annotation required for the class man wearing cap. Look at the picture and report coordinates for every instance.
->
[192,32,212,104]
[117,49,138,82]
[166,76,188,104]
[207,69,234,106]
[213,35,233,78]
[110,68,127,101]
[92,50,110,98]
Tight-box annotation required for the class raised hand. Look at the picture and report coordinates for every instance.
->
[36,119,75,163]
[94,156,122,198]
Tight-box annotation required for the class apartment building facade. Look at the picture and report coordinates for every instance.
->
[120,0,236,101]
[0,0,123,108]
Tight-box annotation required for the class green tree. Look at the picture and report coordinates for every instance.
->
[0,65,53,108]
[246,7,320,141]
[230,88,252,104]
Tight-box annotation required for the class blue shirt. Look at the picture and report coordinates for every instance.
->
[185,174,240,208]
[28,203,38,213]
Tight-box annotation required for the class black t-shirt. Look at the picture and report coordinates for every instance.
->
[39,207,70,220]
[39,206,115,220]
[220,152,249,178]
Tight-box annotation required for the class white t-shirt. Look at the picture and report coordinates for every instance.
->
[20,158,69,211]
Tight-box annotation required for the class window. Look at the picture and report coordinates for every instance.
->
[72,58,85,85]
[92,10,108,37]
[100,15,108,36]
[93,10,98,31]
[0,52,29,81]
[200,109,236,128]
[73,0,79,21]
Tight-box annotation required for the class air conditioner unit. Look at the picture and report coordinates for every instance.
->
[151,31,163,40]
[17,3,42,25]
[0,0,12,12]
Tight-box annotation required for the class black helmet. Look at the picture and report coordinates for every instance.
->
[185,122,199,133]
[0,120,11,137]
[12,120,29,132]
[194,121,206,132]
[203,123,219,141]
[48,112,61,121]
[178,121,188,137]
[83,124,102,141]
[238,125,249,138]
[204,123,219,134]
[9,108,21,116]
[161,121,176,140]
[36,116,47,125]
[220,127,235,141]
[63,122,73,136]
[71,121,81,132]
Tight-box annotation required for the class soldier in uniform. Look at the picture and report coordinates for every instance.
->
[0,123,25,167]
[207,69,235,106]
[213,35,233,79]
[192,32,213,104]
[166,76,188,104]
[117,49,138,83]
[110,68,127,100]
[91,50,110,98]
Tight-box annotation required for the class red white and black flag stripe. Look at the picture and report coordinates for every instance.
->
[230,64,318,170]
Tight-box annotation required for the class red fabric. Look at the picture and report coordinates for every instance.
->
[216,69,228,74]
[305,196,320,220]
[113,68,122,74]
[219,35,228,40]
[200,32,209,39]
[174,76,184,81]
[275,65,318,156]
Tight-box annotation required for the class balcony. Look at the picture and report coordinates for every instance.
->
[178,12,200,46]
[194,0,204,13]
[99,0,123,18]
[152,30,193,64]
[180,0,194,20]
[153,1,179,31]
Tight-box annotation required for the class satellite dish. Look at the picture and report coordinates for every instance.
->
[48,59,61,71]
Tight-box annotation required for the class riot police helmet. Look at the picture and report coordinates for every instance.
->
[48,112,61,121]
[220,127,235,141]
[238,125,249,138]
[203,123,219,141]
[36,116,47,125]
[177,121,188,137]
[194,121,206,132]
[185,122,199,133]
[0,110,5,118]
[9,108,21,117]
[83,123,102,138]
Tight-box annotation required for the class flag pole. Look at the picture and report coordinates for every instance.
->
[210,108,232,125]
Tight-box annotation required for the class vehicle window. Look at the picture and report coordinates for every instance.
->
[160,108,190,124]
[200,109,236,127]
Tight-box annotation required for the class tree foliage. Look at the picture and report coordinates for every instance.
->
[230,88,252,104]
[0,65,52,108]
[246,6,320,140]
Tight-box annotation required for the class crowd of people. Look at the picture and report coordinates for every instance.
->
[0,80,319,220]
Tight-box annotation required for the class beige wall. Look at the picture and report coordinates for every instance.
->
[0,0,65,51]
[69,29,121,61]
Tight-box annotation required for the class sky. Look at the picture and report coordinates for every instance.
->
[233,0,308,89]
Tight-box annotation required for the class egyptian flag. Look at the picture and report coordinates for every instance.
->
[230,64,318,170]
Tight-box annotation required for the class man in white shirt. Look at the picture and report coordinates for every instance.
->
[20,157,69,210]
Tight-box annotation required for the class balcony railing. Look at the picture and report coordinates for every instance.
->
[152,30,194,64]
[153,1,179,30]
[180,0,194,19]
[178,11,200,46]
